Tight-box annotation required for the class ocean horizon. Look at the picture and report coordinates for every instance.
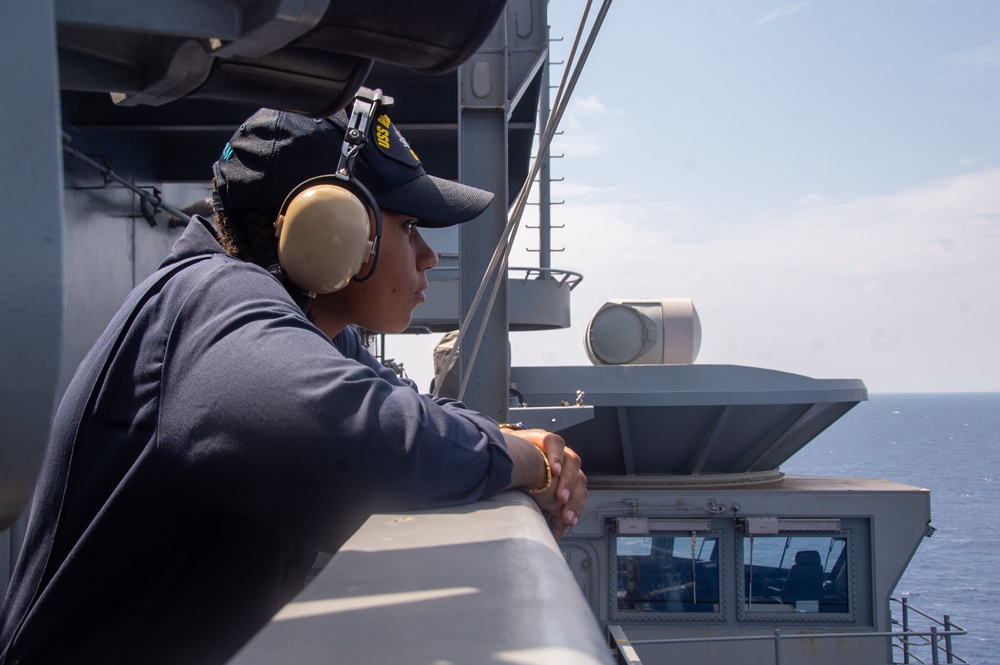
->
[781,391,999,664]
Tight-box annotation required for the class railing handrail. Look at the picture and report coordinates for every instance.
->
[891,596,968,665]
[614,627,969,647]
[429,264,585,290]
[892,596,965,631]
[230,492,612,665]
[610,599,969,665]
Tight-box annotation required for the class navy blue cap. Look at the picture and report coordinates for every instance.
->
[213,108,493,228]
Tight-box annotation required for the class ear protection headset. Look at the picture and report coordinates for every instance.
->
[273,88,393,296]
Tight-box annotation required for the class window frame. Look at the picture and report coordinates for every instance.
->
[735,529,856,623]
[609,525,728,622]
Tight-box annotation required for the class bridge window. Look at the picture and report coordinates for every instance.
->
[737,533,853,620]
[613,531,724,619]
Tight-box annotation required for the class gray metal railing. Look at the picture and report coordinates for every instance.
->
[230,492,612,665]
[892,596,968,665]
[609,598,967,665]
[429,264,584,290]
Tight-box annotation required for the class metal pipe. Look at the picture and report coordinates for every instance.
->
[62,137,189,225]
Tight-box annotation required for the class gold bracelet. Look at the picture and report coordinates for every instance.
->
[497,423,551,493]
[526,446,552,494]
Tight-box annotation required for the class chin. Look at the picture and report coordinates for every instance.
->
[367,318,412,335]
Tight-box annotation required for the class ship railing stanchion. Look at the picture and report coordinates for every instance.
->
[773,628,783,665]
[902,596,911,664]
[943,615,953,664]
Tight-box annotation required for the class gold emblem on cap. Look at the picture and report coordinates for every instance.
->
[373,113,420,163]
[375,114,391,150]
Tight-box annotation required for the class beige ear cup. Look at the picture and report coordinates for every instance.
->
[274,184,374,294]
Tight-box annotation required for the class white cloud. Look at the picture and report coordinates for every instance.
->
[547,94,624,158]
[755,1,813,27]
[947,39,1000,73]
[550,130,606,158]
[509,168,1000,391]
[569,94,617,115]
[393,168,1000,393]
[958,156,991,168]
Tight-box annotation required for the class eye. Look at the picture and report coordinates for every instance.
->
[401,219,418,233]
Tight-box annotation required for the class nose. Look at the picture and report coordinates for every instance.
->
[415,229,438,272]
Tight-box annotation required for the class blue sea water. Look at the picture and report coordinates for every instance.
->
[782,393,1000,664]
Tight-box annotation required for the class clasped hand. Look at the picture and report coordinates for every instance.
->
[503,428,588,541]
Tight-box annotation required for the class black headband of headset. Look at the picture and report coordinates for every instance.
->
[327,88,394,283]
[269,89,394,309]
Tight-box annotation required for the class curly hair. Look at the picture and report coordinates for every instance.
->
[213,206,280,270]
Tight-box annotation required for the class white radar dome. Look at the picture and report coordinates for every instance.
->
[584,298,702,365]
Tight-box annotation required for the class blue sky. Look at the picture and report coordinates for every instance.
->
[399,1,1000,393]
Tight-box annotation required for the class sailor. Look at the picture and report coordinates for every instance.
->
[0,100,587,665]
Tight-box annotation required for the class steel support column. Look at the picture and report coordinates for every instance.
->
[1,0,65,592]
[457,15,512,421]
[456,110,509,420]
[457,0,547,420]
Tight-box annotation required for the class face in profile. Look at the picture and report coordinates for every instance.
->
[309,209,438,337]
